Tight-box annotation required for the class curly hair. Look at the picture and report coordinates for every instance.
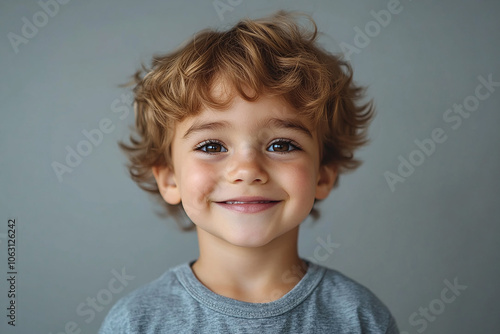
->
[119,10,374,230]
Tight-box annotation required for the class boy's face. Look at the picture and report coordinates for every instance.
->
[153,87,337,248]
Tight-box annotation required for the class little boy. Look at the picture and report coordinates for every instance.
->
[99,10,399,333]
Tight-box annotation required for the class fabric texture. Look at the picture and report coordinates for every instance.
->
[98,259,399,333]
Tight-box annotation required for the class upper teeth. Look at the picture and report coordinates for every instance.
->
[225,201,270,204]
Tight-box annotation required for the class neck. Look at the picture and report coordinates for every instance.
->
[191,226,308,303]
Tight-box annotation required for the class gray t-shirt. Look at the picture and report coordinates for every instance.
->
[98,259,399,333]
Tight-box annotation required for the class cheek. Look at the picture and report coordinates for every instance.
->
[278,160,318,201]
[179,160,218,207]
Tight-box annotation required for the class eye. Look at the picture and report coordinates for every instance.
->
[195,140,228,153]
[267,139,301,153]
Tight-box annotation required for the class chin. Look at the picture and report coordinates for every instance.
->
[226,227,295,249]
[221,230,277,248]
[228,238,275,249]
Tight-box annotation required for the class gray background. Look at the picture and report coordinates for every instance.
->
[1,0,499,333]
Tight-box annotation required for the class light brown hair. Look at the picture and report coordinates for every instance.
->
[119,10,374,230]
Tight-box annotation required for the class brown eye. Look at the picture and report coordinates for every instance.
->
[267,140,299,153]
[205,144,222,152]
[271,142,289,152]
[196,141,227,153]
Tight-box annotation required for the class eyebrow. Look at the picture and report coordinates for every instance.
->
[182,117,312,139]
[263,118,313,138]
[182,121,232,139]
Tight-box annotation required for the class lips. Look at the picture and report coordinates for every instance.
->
[215,197,281,214]
[223,200,274,204]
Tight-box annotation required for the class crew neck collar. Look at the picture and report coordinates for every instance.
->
[173,258,326,318]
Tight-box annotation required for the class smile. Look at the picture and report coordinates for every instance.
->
[224,201,273,204]
[215,198,281,214]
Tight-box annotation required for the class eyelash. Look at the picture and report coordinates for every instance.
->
[194,139,302,154]
[268,138,302,153]
[194,140,228,153]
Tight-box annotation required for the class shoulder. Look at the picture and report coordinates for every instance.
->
[310,263,399,333]
[98,264,184,334]
[317,265,384,304]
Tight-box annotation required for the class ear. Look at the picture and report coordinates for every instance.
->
[152,165,181,205]
[315,162,338,200]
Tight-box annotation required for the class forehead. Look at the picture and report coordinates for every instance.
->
[177,93,314,138]
[170,76,318,144]
[200,78,311,124]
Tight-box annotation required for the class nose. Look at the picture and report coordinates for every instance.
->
[225,149,269,185]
